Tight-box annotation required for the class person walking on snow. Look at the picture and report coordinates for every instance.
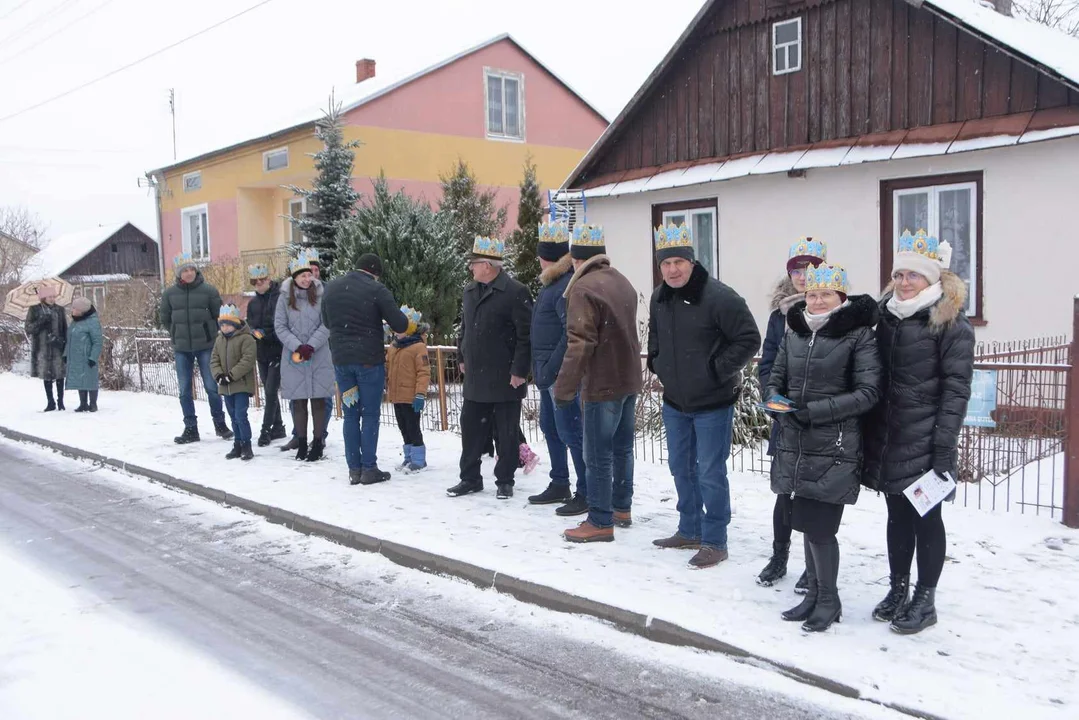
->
[863,230,975,635]
[385,306,431,473]
[322,252,416,486]
[245,264,288,447]
[160,253,233,444]
[764,264,881,633]
[647,223,760,569]
[64,296,102,413]
[25,284,67,412]
[555,224,641,543]
[211,303,258,461]
[527,220,587,516]
[757,238,829,591]
[449,235,533,500]
[276,252,335,463]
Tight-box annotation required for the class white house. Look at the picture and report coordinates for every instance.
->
[562,0,1079,341]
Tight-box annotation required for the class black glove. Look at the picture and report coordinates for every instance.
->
[789,408,812,429]
[933,465,954,482]
[87,360,96,368]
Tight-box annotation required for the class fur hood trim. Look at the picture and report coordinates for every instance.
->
[787,294,879,337]
[540,254,573,287]
[770,275,798,312]
[563,254,609,298]
[881,270,966,333]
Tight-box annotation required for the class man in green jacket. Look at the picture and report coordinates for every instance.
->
[160,252,232,444]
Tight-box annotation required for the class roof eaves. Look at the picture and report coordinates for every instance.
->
[148,120,317,176]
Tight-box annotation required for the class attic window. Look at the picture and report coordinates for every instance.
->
[111,244,118,253]
[485,69,524,141]
[263,147,289,172]
[773,18,802,75]
[182,171,202,192]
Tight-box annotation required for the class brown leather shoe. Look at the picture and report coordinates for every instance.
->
[613,510,632,528]
[564,520,614,543]
[652,533,701,550]
[689,546,729,569]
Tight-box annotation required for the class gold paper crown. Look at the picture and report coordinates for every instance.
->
[538,221,569,244]
[653,222,692,250]
[471,235,505,259]
[218,303,242,325]
[805,264,850,294]
[571,223,605,246]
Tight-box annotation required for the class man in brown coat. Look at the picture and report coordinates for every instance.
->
[553,224,642,543]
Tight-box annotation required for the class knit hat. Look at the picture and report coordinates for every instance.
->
[288,252,314,278]
[537,221,570,261]
[173,252,197,273]
[71,296,92,314]
[654,222,694,263]
[805,264,850,299]
[470,235,505,261]
[358,252,383,276]
[893,229,952,285]
[570,224,605,260]
[218,303,242,326]
[36,284,59,301]
[248,263,270,285]
[786,237,828,273]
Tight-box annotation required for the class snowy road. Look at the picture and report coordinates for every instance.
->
[0,442,897,720]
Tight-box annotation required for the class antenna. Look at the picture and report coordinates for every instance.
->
[168,88,177,161]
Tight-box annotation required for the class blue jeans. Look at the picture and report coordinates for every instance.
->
[583,394,636,528]
[540,387,586,495]
[223,393,252,444]
[175,349,225,430]
[335,364,385,470]
[291,397,332,440]
[663,403,735,550]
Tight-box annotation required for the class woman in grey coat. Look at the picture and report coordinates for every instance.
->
[275,253,334,462]
[24,285,67,411]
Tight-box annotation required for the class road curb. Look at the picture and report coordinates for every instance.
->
[0,425,946,720]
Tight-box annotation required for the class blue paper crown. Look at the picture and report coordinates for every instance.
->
[399,305,422,325]
[305,247,321,264]
[538,221,569,244]
[897,229,940,260]
[248,263,270,280]
[218,303,242,324]
[571,223,605,246]
[653,222,692,250]
[471,235,505,259]
[805,264,850,294]
[788,238,828,264]
[173,251,196,270]
[288,252,314,277]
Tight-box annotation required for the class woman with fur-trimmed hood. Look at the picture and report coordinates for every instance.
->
[863,231,975,636]
[756,239,828,592]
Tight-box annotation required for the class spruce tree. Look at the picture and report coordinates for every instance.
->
[336,174,466,339]
[287,96,361,276]
[505,157,543,294]
[437,158,508,257]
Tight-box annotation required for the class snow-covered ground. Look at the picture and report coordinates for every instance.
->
[1,373,1077,719]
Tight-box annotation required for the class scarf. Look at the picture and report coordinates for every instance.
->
[777,292,804,315]
[887,282,944,320]
[803,300,849,333]
[393,334,424,349]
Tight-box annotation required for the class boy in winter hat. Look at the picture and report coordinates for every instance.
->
[385,306,431,472]
[211,304,258,461]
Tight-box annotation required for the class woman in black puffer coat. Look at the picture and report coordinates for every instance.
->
[863,233,974,636]
[765,264,880,633]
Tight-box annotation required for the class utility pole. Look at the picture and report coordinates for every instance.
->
[168,88,177,161]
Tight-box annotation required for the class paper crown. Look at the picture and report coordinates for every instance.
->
[653,222,692,250]
[805,264,850,295]
[288,252,314,277]
[571,223,605,246]
[218,303,242,325]
[471,235,505,259]
[248,263,270,281]
[400,305,422,325]
[788,237,828,265]
[173,252,197,270]
[305,247,321,265]
[538,221,569,244]
[897,229,953,268]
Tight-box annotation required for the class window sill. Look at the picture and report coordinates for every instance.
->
[485,133,526,144]
[970,317,987,327]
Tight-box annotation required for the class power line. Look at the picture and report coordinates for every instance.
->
[0,0,80,47]
[0,0,278,125]
[0,0,35,22]
[0,0,118,67]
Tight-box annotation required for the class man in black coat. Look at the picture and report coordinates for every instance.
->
[449,236,533,500]
[647,224,760,569]
[322,253,415,486]
[245,264,287,446]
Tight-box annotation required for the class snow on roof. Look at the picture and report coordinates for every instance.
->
[926,1,1079,88]
[20,223,130,282]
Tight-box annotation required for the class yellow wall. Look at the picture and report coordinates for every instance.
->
[236,188,275,255]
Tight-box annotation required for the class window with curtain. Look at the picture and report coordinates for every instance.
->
[485,69,524,140]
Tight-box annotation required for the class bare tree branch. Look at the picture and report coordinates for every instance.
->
[0,205,47,248]
[1014,0,1079,37]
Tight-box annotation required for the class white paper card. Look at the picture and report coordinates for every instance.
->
[903,470,957,517]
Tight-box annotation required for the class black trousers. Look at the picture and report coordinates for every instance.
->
[393,403,424,447]
[772,493,794,545]
[461,399,521,485]
[257,356,284,432]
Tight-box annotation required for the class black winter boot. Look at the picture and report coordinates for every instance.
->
[446,480,483,497]
[257,429,272,447]
[872,574,911,622]
[240,442,254,462]
[757,541,790,586]
[88,391,98,412]
[304,439,324,462]
[43,381,56,412]
[782,537,817,622]
[890,584,937,635]
[802,541,842,632]
[214,420,234,440]
[360,466,391,485]
[225,441,242,460]
[528,483,572,505]
[55,379,65,410]
[174,426,200,444]
[269,425,288,441]
[794,569,809,594]
[295,439,309,461]
[74,390,90,412]
[280,436,299,452]
[555,493,589,517]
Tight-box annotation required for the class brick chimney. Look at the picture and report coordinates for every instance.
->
[993,0,1013,15]
[356,58,376,84]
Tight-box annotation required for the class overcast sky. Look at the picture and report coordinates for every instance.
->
[0,0,706,243]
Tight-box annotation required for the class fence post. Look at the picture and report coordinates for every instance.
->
[436,346,448,431]
[135,338,145,392]
[1064,298,1079,529]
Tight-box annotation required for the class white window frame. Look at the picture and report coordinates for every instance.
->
[773,18,803,76]
[180,203,211,262]
[484,68,525,142]
[661,206,720,280]
[263,147,289,172]
[892,181,979,317]
[288,198,307,245]
[182,171,202,193]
